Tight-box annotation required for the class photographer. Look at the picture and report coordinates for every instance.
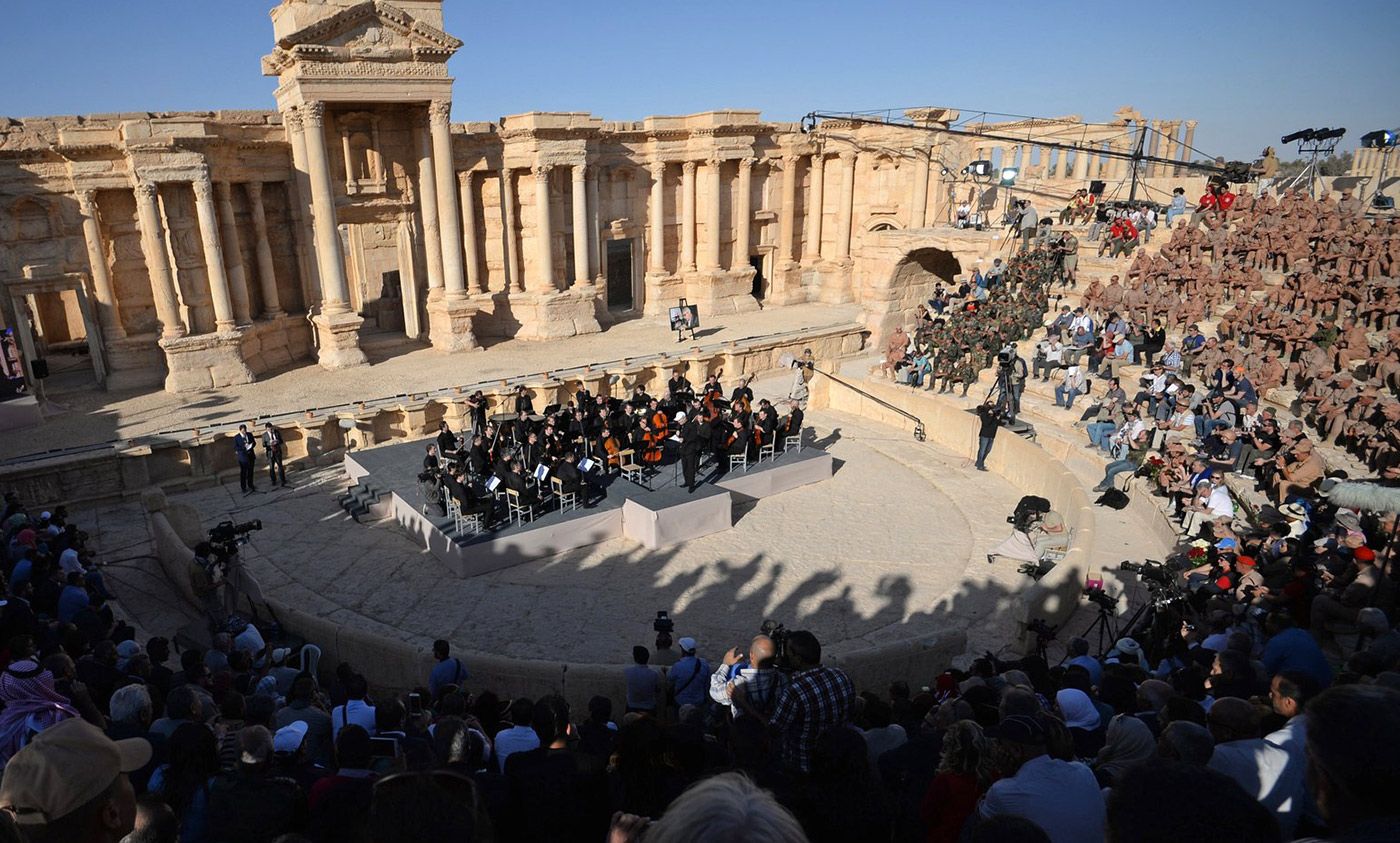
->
[1032,332,1064,382]
[974,399,1003,472]
[191,541,227,633]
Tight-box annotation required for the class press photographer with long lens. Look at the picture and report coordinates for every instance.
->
[190,519,262,633]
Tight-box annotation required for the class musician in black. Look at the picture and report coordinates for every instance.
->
[467,434,490,477]
[553,451,590,506]
[444,465,496,529]
[667,370,692,403]
[781,400,805,450]
[514,384,535,415]
[502,460,539,507]
[678,410,704,492]
[466,390,488,433]
[423,443,440,472]
[519,430,544,471]
[436,421,459,462]
[262,422,288,487]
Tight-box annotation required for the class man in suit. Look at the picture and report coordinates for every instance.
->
[262,423,288,487]
[679,411,704,492]
[234,424,258,495]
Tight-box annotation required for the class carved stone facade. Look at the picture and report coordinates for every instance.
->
[0,0,1196,393]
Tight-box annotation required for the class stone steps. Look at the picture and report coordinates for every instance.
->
[338,480,383,522]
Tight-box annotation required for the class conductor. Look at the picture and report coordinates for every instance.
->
[678,410,704,492]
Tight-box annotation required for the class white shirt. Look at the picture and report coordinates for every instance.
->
[1209,725,1312,838]
[1203,485,1235,519]
[330,699,377,741]
[979,754,1105,843]
[1070,314,1094,335]
[494,724,540,772]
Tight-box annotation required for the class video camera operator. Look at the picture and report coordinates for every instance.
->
[191,541,226,632]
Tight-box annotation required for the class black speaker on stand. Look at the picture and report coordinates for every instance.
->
[30,358,49,380]
[1088,179,1106,197]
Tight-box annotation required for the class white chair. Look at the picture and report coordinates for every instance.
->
[783,428,803,453]
[619,449,645,485]
[551,476,578,513]
[758,438,776,462]
[729,452,749,473]
[506,488,534,524]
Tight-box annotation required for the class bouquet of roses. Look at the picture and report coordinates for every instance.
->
[1187,539,1210,564]
[1139,453,1167,482]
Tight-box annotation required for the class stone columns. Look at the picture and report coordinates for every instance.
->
[1179,121,1197,175]
[680,161,697,272]
[457,170,484,293]
[909,148,929,229]
[571,163,591,286]
[778,155,798,264]
[702,158,723,272]
[214,181,252,325]
[133,183,184,338]
[191,172,236,332]
[413,114,445,298]
[803,151,825,262]
[531,164,556,291]
[429,101,467,300]
[586,166,602,282]
[1072,144,1092,181]
[244,182,283,318]
[298,102,366,369]
[299,103,352,312]
[1161,121,1181,178]
[501,168,522,292]
[76,189,124,338]
[731,158,753,271]
[282,109,321,309]
[835,151,857,261]
[647,162,666,274]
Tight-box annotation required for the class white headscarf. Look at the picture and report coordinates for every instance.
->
[1055,688,1101,731]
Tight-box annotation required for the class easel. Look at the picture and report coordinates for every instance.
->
[673,298,698,343]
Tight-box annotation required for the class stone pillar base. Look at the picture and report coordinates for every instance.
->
[312,311,368,371]
[766,261,809,307]
[158,330,256,394]
[685,268,761,316]
[642,272,686,317]
[506,289,603,340]
[816,259,855,304]
[426,297,481,353]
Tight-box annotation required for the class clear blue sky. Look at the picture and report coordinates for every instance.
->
[3,1,1396,162]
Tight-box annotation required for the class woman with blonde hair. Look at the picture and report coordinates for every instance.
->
[920,720,990,843]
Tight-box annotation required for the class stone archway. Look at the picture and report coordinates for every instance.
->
[857,228,984,344]
[893,246,962,287]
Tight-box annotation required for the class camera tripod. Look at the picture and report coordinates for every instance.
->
[1080,603,1118,658]
[984,364,1017,422]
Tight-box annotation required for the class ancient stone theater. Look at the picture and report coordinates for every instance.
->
[1,0,1200,395]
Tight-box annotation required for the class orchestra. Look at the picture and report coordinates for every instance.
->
[415,368,808,529]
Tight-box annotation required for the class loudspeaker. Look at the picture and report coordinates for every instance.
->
[30,358,48,379]
[1088,180,1106,196]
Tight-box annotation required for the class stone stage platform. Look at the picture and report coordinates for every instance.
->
[343,437,834,577]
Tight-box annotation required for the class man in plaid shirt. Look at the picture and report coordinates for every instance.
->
[770,630,855,773]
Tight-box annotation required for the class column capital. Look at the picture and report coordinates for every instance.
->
[571,162,588,181]
[839,150,857,164]
[705,156,725,168]
[192,171,214,201]
[531,163,553,181]
[648,161,667,178]
[301,101,326,128]
[283,108,302,132]
[76,189,98,214]
[457,169,475,186]
[215,180,233,201]
[682,160,697,175]
[134,182,158,202]
[1184,119,1199,129]
[781,154,800,168]
[428,99,452,124]
[738,156,756,168]
[245,180,263,200]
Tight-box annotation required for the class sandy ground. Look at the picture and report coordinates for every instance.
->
[12,302,860,461]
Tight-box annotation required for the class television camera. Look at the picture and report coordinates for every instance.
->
[760,618,794,671]
[206,519,262,571]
